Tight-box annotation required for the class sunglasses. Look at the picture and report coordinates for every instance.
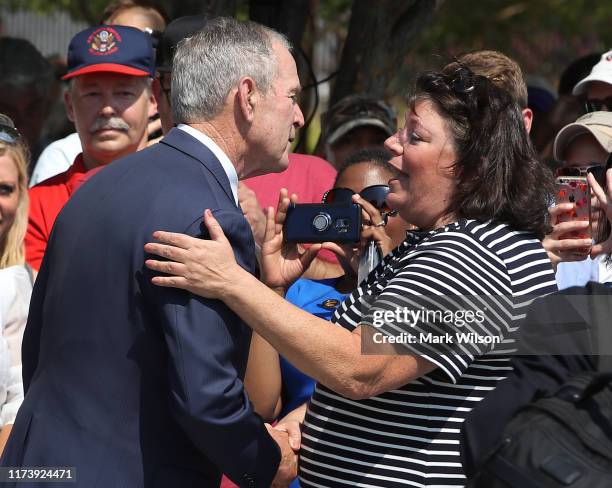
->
[0,123,21,145]
[556,154,612,186]
[323,184,398,216]
[425,66,476,95]
[583,96,612,113]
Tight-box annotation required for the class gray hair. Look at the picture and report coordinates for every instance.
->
[171,17,290,123]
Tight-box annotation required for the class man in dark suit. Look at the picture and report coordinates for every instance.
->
[1,17,304,488]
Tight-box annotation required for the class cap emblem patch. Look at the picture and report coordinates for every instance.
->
[88,27,121,56]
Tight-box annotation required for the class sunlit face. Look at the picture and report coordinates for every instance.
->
[65,72,157,167]
[384,100,457,230]
[0,153,20,246]
[335,161,410,248]
[248,41,304,175]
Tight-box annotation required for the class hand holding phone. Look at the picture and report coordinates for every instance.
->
[555,176,592,240]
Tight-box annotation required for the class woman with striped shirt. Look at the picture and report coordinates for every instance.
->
[145,66,557,487]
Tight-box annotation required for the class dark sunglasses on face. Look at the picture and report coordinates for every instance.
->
[583,96,612,113]
[556,154,612,186]
[0,123,21,145]
[323,184,398,216]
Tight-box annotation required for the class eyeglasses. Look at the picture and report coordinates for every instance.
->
[323,184,398,216]
[0,123,21,145]
[583,96,612,113]
[556,154,612,185]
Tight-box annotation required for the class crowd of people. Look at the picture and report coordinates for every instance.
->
[0,1,611,487]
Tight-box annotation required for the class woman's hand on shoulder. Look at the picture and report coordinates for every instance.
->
[144,209,243,299]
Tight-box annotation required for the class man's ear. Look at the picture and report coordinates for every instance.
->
[147,81,158,118]
[522,107,533,134]
[237,76,257,123]
[64,88,75,123]
[152,78,163,106]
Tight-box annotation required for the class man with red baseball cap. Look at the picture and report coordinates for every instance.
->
[26,25,157,270]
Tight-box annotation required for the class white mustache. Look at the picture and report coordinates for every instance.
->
[89,117,130,133]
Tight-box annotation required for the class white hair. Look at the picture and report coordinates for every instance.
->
[171,17,291,123]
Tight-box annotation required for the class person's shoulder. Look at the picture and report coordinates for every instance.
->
[460,220,547,259]
[40,132,81,154]
[406,220,509,273]
[285,277,343,308]
[416,220,489,251]
[29,166,73,201]
[0,265,31,308]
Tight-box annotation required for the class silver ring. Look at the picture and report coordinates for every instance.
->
[373,221,387,227]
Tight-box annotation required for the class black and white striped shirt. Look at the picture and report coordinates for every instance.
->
[299,219,557,488]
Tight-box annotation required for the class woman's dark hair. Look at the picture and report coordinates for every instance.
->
[414,66,554,238]
[334,147,398,186]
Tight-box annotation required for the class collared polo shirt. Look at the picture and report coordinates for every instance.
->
[25,154,90,270]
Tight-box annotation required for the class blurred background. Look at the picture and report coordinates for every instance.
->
[1,0,610,153]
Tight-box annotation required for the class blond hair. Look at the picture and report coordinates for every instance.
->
[0,141,29,268]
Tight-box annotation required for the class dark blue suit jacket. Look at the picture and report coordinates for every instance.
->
[1,129,280,487]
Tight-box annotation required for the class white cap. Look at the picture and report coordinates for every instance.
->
[572,49,612,96]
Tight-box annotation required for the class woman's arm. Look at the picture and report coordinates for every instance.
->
[244,332,282,422]
[0,424,12,456]
[275,402,308,451]
[145,211,435,400]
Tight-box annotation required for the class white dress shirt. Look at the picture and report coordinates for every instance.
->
[177,124,239,205]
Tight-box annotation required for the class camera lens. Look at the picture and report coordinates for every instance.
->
[312,213,332,232]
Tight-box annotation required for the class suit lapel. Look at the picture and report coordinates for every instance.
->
[160,128,236,207]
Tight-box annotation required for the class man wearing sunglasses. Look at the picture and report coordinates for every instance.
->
[544,111,612,289]
[573,49,612,114]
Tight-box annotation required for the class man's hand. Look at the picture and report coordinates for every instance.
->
[266,423,298,488]
[238,182,267,246]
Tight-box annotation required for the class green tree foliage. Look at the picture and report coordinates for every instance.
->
[408,0,612,88]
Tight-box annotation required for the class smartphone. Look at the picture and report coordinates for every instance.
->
[284,203,361,243]
[555,176,592,240]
